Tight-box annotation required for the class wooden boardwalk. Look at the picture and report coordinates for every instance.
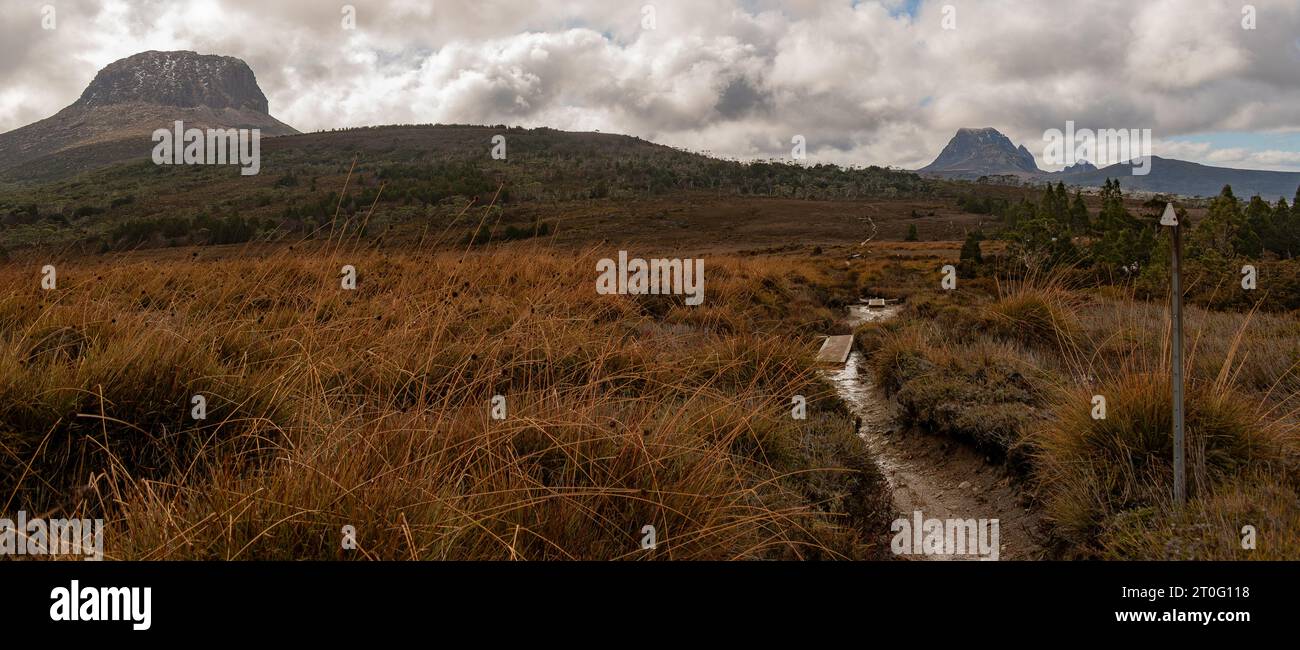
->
[815,335,854,365]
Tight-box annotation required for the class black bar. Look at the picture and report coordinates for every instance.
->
[2,561,1291,639]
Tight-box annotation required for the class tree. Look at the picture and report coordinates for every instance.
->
[1007,215,1075,269]
[1090,179,1154,273]
[1189,185,1258,262]
[905,223,919,241]
[1038,182,1070,230]
[1002,198,1035,229]
[1243,195,1271,258]
[1095,179,1127,233]
[1136,213,1174,297]
[1040,184,1057,221]
[1069,189,1089,233]
[1055,182,1069,223]
[959,229,984,274]
[1273,193,1298,259]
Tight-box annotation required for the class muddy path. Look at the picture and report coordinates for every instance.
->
[825,305,1046,560]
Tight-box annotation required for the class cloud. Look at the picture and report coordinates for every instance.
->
[1156,138,1300,172]
[2,0,1299,171]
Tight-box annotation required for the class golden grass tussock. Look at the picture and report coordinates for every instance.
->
[1033,370,1298,558]
[0,244,892,560]
[863,264,1299,559]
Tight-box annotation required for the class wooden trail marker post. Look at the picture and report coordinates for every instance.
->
[1160,203,1186,508]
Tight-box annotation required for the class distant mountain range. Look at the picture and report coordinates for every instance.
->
[4,52,1298,203]
[0,50,297,181]
[920,127,1300,200]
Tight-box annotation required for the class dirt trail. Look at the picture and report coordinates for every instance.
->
[825,305,1045,560]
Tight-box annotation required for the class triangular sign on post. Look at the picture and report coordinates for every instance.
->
[1160,203,1179,226]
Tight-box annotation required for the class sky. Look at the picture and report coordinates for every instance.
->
[3,0,1300,171]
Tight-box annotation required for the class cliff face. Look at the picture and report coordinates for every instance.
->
[0,50,298,181]
[73,51,273,113]
[920,127,1041,177]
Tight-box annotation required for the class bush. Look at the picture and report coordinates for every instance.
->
[984,287,1081,350]
[1033,371,1297,557]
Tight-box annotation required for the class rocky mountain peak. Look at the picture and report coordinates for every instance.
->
[1061,160,1099,174]
[73,50,271,113]
[0,50,296,181]
[920,127,1041,176]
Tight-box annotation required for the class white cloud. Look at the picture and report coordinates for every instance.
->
[1,0,1299,171]
[1156,138,1300,172]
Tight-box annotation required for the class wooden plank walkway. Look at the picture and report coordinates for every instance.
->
[815,335,854,365]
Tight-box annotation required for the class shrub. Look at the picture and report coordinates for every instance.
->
[984,287,1081,350]
[1033,371,1296,557]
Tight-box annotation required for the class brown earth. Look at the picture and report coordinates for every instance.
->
[826,305,1047,561]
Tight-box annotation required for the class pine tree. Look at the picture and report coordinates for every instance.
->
[1136,215,1176,296]
[1277,189,1300,259]
[1090,178,1153,273]
[905,223,919,241]
[1037,182,1070,228]
[1243,195,1271,258]
[1189,185,1256,263]
[1097,179,1127,231]
[1040,184,1057,221]
[1004,198,1034,229]
[1069,190,1089,233]
[960,230,984,265]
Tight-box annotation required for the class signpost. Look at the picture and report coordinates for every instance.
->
[1160,203,1186,507]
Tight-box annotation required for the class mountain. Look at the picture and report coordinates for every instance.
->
[0,50,297,181]
[1061,161,1098,174]
[1056,156,1300,200]
[921,127,1300,200]
[0,123,934,252]
[919,127,1041,177]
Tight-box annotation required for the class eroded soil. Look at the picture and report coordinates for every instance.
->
[825,305,1046,560]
